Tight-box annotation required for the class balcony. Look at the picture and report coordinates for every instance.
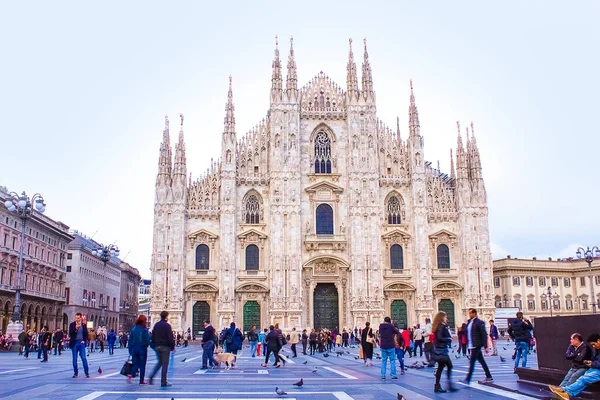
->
[189,270,217,280]
[384,269,413,279]
[304,234,347,252]
[237,270,267,281]
[432,268,459,279]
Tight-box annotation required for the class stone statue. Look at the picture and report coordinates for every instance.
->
[305,221,310,233]
[340,223,346,233]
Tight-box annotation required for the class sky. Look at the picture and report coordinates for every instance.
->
[1,1,599,279]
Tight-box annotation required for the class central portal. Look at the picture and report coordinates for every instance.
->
[313,283,339,330]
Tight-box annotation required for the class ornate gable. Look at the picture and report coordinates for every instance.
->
[299,72,346,120]
[237,228,267,248]
[428,229,458,248]
[188,229,219,248]
[382,229,411,247]
[184,283,218,292]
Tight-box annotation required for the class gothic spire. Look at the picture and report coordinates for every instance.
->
[156,114,172,186]
[396,116,401,141]
[173,113,187,179]
[450,148,455,180]
[224,76,235,140]
[346,38,359,100]
[361,38,374,100]
[271,35,282,103]
[408,80,420,136]
[286,36,298,100]
[469,121,482,179]
[456,120,464,150]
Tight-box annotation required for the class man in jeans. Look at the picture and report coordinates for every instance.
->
[508,312,533,371]
[413,324,424,357]
[248,325,259,358]
[489,320,499,356]
[550,333,600,400]
[148,311,175,387]
[379,316,400,380]
[201,320,216,369]
[68,313,90,378]
[461,308,493,384]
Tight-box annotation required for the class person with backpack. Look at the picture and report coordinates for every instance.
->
[224,322,244,355]
[248,325,259,358]
[127,315,151,385]
[107,329,117,355]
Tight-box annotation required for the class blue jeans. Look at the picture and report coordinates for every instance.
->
[564,368,600,396]
[129,345,148,383]
[250,341,258,357]
[381,348,397,379]
[71,342,89,376]
[108,343,115,355]
[561,367,587,387]
[202,340,215,367]
[395,348,405,371]
[514,341,529,368]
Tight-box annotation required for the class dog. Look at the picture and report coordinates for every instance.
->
[213,349,237,370]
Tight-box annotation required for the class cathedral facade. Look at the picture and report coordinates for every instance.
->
[149,38,495,334]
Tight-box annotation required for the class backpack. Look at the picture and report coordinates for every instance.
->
[225,333,233,345]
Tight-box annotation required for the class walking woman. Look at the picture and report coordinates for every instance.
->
[128,315,151,385]
[309,328,317,355]
[361,322,374,366]
[432,311,456,393]
[261,325,282,368]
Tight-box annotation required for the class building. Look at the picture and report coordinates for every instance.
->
[119,262,141,333]
[62,232,122,330]
[150,38,495,334]
[493,256,600,319]
[138,278,151,322]
[0,187,72,333]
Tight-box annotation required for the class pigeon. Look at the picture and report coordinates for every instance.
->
[302,360,308,364]
[97,367,102,374]
[455,354,460,359]
[293,378,304,387]
[354,356,359,360]
[181,358,187,362]
[397,394,407,400]
[276,387,287,396]
[311,368,318,373]
[500,356,506,362]
[323,353,329,358]
[503,347,507,350]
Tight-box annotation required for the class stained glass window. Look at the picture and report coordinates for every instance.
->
[437,244,450,269]
[245,195,260,224]
[387,196,402,224]
[195,244,209,270]
[314,132,332,173]
[245,245,259,270]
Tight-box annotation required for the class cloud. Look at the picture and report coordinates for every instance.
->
[490,242,510,260]
[554,243,585,260]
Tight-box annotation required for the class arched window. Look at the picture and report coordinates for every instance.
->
[386,196,402,224]
[245,245,259,270]
[244,194,260,224]
[390,245,404,269]
[314,132,332,173]
[195,244,210,270]
[315,204,334,234]
[437,244,450,269]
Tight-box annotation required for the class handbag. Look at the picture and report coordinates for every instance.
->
[120,356,133,376]
[358,346,364,359]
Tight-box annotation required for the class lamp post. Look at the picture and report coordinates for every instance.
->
[576,246,600,314]
[502,294,509,308]
[91,243,119,328]
[4,191,46,335]
[546,286,556,317]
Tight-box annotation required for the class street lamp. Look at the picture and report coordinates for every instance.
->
[91,243,120,328]
[502,294,509,307]
[546,286,557,317]
[576,246,600,314]
[4,191,46,335]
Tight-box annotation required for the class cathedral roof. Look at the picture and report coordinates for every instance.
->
[299,72,346,119]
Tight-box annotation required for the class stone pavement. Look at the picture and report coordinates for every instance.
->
[0,339,543,400]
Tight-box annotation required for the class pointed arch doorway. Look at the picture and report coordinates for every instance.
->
[438,299,455,331]
[313,283,339,330]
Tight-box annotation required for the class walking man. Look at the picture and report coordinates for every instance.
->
[248,325,259,358]
[508,312,533,371]
[489,320,499,356]
[290,327,298,357]
[53,328,63,356]
[413,324,424,357]
[379,316,400,380]
[461,308,493,384]
[107,329,117,355]
[148,311,175,387]
[69,313,90,378]
[201,320,216,369]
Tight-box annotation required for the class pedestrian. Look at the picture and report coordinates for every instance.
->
[54,328,64,356]
[201,320,216,369]
[558,333,592,388]
[40,326,51,362]
[301,329,308,355]
[18,330,28,356]
[107,329,117,355]
[98,329,106,353]
[393,324,405,375]
[259,328,267,356]
[290,327,299,357]
[550,333,600,399]
[309,328,317,355]
[342,329,349,347]
[431,311,457,393]
[458,323,468,356]
[361,322,375,366]
[224,322,244,355]
[401,324,411,358]
[460,308,493,384]
[261,325,283,368]
[23,330,32,359]
[379,316,399,380]
[507,312,533,371]
[127,315,151,385]
[413,324,424,357]
[248,325,259,358]
[88,329,96,353]
[69,312,90,378]
[489,320,499,356]
[148,310,175,387]
[423,318,433,366]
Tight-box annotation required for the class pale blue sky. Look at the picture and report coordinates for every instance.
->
[1,1,598,278]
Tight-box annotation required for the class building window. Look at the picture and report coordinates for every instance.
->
[581,277,586,287]
[494,277,500,288]
[244,194,260,224]
[539,277,546,286]
[65,287,70,305]
[527,300,535,311]
[66,265,71,272]
[582,299,588,310]
[553,299,560,310]
[515,299,522,309]
[436,244,450,269]
[67,253,72,260]
[390,245,404,269]
[564,278,571,287]
[541,300,548,310]
[551,277,559,287]
[566,300,573,310]
[595,276,600,286]
[195,244,210,270]
[314,132,332,173]
[315,204,334,234]
[386,196,402,224]
[526,276,533,286]
[512,277,521,286]
[245,244,259,270]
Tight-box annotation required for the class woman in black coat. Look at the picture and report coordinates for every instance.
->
[361,322,374,366]
[432,311,456,393]
[261,326,282,368]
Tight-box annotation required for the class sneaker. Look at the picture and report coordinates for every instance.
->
[400,371,405,375]
[381,377,386,380]
[391,376,398,380]
[161,383,172,387]
[139,381,148,385]
[85,374,90,378]
[72,375,78,378]
[482,377,494,383]
[148,378,154,385]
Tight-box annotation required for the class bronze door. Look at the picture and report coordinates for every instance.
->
[438,299,455,331]
[391,300,408,328]
[192,301,210,336]
[313,283,339,330]
[243,301,261,333]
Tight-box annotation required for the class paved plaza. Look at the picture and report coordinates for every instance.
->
[0,339,545,400]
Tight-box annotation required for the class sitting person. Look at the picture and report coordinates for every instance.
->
[550,333,600,399]
[560,333,592,387]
